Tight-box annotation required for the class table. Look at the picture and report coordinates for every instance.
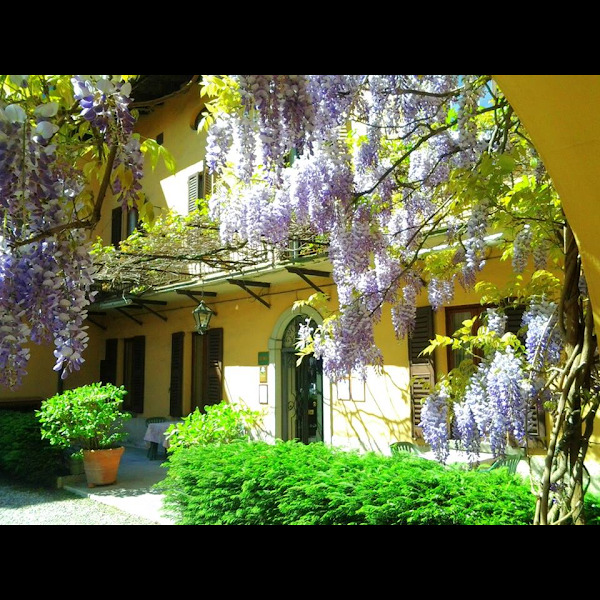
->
[144,421,178,460]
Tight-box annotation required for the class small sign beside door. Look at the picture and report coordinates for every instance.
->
[259,365,268,383]
[259,384,268,404]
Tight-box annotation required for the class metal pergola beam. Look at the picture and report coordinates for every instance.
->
[175,289,218,316]
[176,289,218,303]
[87,316,107,330]
[132,301,168,322]
[227,278,271,309]
[285,266,331,295]
[116,307,143,325]
[132,299,167,306]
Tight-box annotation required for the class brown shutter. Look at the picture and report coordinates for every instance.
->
[169,332,185,417]
[111,207,122,247]
[409,306,435,365]
[204,328,223,406]
[203,165,213,198]
[100,338,118,385]
[126,335,145,414]
[505,305,525,338]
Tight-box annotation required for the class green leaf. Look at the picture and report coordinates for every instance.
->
[159,144,177,174]
[479,153,493,177]
[499,154,516,173]
[140,138,160,170]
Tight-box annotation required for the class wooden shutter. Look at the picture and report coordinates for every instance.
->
[408,306,435,438]
[204,328,223,406]
[111,207,122,247]
[125,336,145,414]
[505,305,526,338]
[410,363,435,439]
[409,306,435,365]
[100,338,118,385]
[203,166,213,198]
[169,332,185,417]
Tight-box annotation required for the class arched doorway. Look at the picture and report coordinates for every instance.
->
[280,315,324,444]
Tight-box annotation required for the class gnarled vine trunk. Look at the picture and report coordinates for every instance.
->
[535,223,599,525]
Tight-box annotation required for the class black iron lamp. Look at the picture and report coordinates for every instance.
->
[193,300,214,334]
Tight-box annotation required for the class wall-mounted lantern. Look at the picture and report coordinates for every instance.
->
[193,300,214,335]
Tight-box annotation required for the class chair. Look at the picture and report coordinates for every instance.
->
[390,441,421,456]
[146,417,167,460]
[478,454,521,475]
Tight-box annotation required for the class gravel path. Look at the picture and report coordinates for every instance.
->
[0,475,160,525]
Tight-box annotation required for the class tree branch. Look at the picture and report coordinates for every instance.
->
[14,144,118,247]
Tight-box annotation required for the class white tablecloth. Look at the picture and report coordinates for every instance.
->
[144,421,177,448]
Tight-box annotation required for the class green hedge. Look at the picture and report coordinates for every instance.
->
[158,440,536,525]
[0,410,66,485]
[584,493,600,525]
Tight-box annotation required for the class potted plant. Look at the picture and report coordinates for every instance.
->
[36,383,132,488]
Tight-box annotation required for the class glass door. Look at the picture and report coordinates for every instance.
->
[281,315,323,443]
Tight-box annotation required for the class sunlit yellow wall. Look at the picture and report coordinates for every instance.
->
[492,76,600,470]
[0,326,103,400]
[95,85,208,245]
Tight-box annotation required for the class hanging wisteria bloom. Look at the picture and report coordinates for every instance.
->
[484,347,529,456]
[485,308,507,336]
[0,75,137,388]
[425,346,530,461]
[202,75,532,382]
[522,298,563,372]
[420,383,451,463]
[453,364,489,461]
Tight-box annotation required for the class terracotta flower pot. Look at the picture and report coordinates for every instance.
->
[82,447,125,488]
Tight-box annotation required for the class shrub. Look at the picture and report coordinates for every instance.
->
[158,440,536,525]
[584,493,600,525]
[0,410,65,485]
[36,383,131,450]
[165,401,263,452]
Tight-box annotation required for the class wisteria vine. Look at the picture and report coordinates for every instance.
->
[420,300,565,462]
[0,75,141,388]
[205,75,498,380]
[202,74,572,463]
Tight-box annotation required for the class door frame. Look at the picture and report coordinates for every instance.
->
[268,306,332,443]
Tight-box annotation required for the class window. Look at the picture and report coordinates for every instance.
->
[445,303,528,370]
[445,304,484,371]
[443,303,545,445]
[187,168,213,214]
[111,206,139,248]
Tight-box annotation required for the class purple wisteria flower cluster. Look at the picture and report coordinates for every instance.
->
[0,76,138,388]
[421,299,563,462]
[72,76,142,211]
[205,75,490,381]
[423,346,531,463]
[420,383,451,463]
[522,299,563,371]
